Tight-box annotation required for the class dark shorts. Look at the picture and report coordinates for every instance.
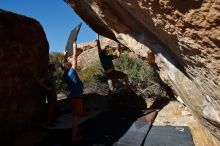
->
[106,70,126,80]
[69,98,83,116]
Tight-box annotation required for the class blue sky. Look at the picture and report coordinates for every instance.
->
[0,0,96,52]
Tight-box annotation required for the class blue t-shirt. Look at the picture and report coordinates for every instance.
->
[64,67,84,98]
[99,52,114,71]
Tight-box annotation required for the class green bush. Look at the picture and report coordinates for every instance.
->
[49,52,166,98]
[49,52,106,94]
[78,62,102,84]
[49,52,68,93]
[49,52,64,64]
[114,53,165,98]
[78,61,110,94]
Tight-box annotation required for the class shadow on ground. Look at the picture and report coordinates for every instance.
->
[35,108,143,146]
[150,97,170,110]
[35,89,167,146]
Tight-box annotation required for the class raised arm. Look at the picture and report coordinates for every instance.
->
[72,42,78,70]
[64,51,68,63]
[96,34,102,53]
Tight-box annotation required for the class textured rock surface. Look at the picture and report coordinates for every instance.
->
[0,10,49,144]
[65,0,220,141]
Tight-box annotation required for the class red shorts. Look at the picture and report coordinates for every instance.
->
[69,98,83,116]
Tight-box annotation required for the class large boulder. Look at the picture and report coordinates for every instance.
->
[65,0,220,141]
[0,10,49,144]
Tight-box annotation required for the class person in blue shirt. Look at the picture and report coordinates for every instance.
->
[61,43,84,142]
[96,35,129,93]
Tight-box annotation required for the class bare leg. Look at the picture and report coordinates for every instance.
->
[71,98,83,142]
[123,75,129,88]
[72,115,79,141]
[107,79,114,91]
[48,104,54,124]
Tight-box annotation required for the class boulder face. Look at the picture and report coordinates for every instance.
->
[0,10,49,143]
[65,0,220,141]
[77,37,121,69]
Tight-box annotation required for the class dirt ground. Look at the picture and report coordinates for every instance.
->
[152,100,219,146]
[12,93,220,146]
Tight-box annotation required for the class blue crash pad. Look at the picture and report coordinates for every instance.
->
[144,126,194,146]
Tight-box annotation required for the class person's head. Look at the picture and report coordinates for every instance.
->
[101,49,108,55]
[102,45,112,55]
[61,63,72,72]
[48,63,56,72]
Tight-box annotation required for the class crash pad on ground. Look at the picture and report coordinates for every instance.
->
[114,110,157,146]
[113,121,151,146]
[44,110,102,130]
[144,126,194,146]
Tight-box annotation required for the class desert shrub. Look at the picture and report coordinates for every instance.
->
[49,52,166,98]
[78,62,102,83]
[49,52,107,94]
[114,53,165,98]
[49,52,64,64]
[49,52,68,93]
[78,61,109,94]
